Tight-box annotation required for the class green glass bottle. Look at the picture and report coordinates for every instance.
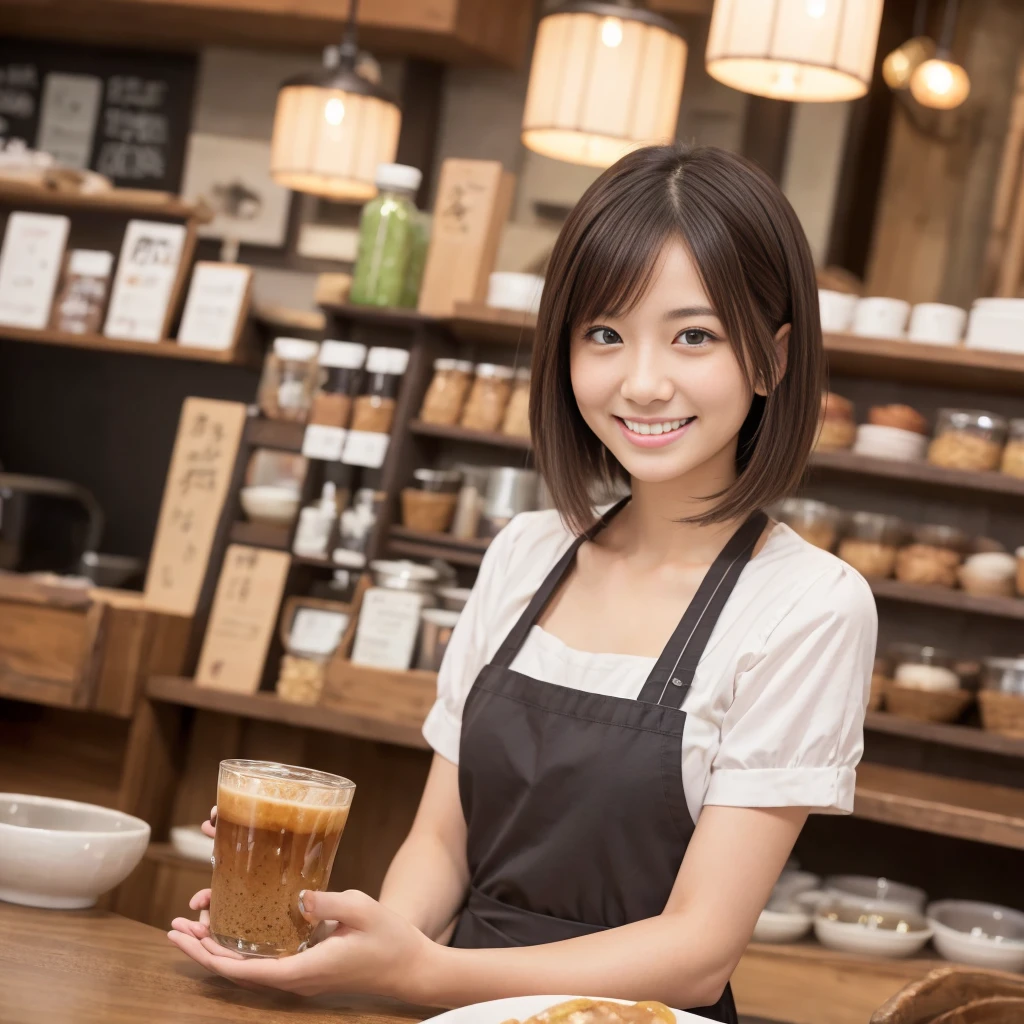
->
[349,163,423,309]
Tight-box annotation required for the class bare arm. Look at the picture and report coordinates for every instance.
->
[378,754,469,943]
[412,804,807,1010]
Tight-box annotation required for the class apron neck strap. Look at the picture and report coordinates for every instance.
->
[490,496,630,669]
[637,510,768,709]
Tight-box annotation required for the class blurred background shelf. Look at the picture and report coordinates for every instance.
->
[409,419,532,450]
[869,578,1024,620]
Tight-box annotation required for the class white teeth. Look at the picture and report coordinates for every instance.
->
[623,417,690,436]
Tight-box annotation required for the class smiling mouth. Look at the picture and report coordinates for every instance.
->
[614,416,697,448]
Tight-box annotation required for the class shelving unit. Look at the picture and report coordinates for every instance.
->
[409,419,532,450]
[865,710,1024,758]
[0,181,212,220]
[869,578,1024,620]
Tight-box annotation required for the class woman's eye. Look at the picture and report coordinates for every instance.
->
[586,327,622,346]
[677,328,713,348]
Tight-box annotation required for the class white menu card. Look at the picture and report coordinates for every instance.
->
[0,212,70,329]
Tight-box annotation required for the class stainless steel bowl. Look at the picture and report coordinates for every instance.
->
[369,559,440,595]
[981,657,1024,695]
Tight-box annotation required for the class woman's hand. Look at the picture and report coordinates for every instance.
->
[168,888,438,1001]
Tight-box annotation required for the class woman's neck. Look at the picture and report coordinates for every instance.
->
[606,449,745,567]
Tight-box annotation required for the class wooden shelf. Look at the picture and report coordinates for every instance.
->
[320,303,437,332]
[0,180,211,220]
[389,526,489,566]
[865,711,1024,758]
[242,417,305,453]
[0,325,251,365]
[854,763,1024,850]
[810,449,1024,499]
[449,302,537,345]
[824,332,1024,393]
[869,577,1024,620]
[228,521,291,550]
[409,419,533,450]
[146,676,429,750]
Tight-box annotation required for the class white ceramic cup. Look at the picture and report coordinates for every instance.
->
[852,297,911,338]
[818,289,858,333]
[907,303,967,346]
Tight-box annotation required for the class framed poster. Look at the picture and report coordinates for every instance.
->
[182,133,291,248]
[103,219,187,342]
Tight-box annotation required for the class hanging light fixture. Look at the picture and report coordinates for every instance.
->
[882,0,935,91]
[909,0,970,110]
[705,0,884,103]
[270,0,402,201]
[521,1,688,168]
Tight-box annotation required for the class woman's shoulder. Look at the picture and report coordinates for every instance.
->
[480,508,577,581]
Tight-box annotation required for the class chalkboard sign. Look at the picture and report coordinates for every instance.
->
[0,40,196,192]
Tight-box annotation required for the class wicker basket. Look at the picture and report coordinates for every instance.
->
[978,689,1024,738]
[885,683,973,723]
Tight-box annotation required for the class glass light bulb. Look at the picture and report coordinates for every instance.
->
[324,97,345,126]
[910,58,970,110]
[601,16,624,48]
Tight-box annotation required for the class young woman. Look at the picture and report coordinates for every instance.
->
[169,145,876,1022]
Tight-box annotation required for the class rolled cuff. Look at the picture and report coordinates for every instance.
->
[422,699,461,765]
[704,766,856,815]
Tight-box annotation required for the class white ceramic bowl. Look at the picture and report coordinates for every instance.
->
[824,875,927,914]
[814,902,932,958]
[819,289,858,332]
[170,825,215,863]
[240,485,300,526]
[773,869,821,900]
[755,899,813,943]
[907,303,967,346]
[853,424,928,462]
[965,307,1024,354]
[927,900,1024,971]
[487,273,544,315]
[0,794,150,909]
[852,297,911,339]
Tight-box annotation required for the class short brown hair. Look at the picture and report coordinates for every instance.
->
[530,144,823,534]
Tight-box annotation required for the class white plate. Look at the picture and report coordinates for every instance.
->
[424,996,707,1024]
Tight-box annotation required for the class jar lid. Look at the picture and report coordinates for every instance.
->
[940,408,1008,431]
[475,363,515,380]
[434,358,474,373]
[366,346,410,376]
[375,163,423,194]
[320,340,367,369]
[273,337,320,362]
[421,608,461,627]
[369,558,439,583]
[414,468,463,485]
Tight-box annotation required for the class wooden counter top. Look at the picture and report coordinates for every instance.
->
[0,902,429,1024]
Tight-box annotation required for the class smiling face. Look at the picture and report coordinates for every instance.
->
[570,239,757,490]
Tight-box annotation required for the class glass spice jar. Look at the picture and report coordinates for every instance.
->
[309,340,367,428]
[350,347,410,434]
[419,358,474,426]
[258,337,321,422]
[401,468,463,534]
[927,409,1008,472]
[450,465,491,541]
[1000,418,1024,479]
[51,250,114,334]
[460,363,514,433]
[501,367,531,439]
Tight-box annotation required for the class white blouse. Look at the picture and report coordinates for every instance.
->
[422,510,877,822]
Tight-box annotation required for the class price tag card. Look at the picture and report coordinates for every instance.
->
[302,424,347,462]
[176,262,252,351]
[195,545,291,693]
[143,398,247,616]
[342,430,390,469]
[289,607,349,657]
[0,212,70,329]
[350,588,423,671]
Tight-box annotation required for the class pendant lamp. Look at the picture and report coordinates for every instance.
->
[908,0,970,110]
[521,1,688,168]
[882,0,934,91]
[705,0,884,103]
[270,0,401,201]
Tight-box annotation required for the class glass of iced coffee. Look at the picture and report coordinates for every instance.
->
[209,759,355,958]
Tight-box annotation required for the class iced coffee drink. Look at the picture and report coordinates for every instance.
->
[209,760,355,957]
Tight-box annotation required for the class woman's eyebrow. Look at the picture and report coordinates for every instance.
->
[663,305,717,320]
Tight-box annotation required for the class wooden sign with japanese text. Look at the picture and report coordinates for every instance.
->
[195,545,291,694]
[143,398,246,616]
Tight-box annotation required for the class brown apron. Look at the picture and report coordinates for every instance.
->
[451,499,768,1023]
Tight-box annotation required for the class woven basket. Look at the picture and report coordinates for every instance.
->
[978,690,1024,738]
[885,683,973,723]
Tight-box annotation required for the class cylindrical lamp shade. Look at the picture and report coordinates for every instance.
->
[706,0,884,102]
[521,3,687,168]
[271,82,401,201]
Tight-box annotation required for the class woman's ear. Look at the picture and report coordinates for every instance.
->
[755,324,791,397]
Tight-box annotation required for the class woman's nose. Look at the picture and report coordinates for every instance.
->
[619,348,674,406]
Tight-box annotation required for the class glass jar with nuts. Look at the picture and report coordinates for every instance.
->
[928,409,1008,472]
[895,524,969,588]
[837,511,905,578]
[1001,418,1024,479]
